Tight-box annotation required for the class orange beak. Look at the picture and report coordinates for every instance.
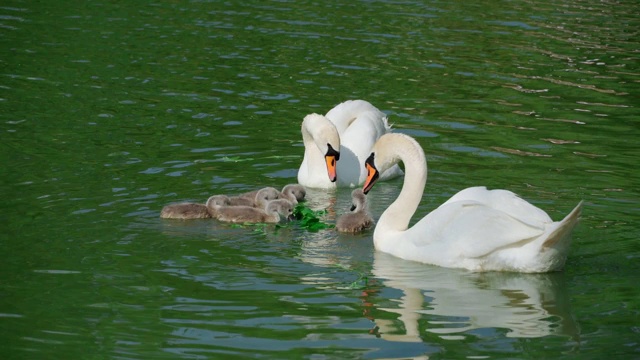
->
[325,154,337,182]
[363,162,379,194]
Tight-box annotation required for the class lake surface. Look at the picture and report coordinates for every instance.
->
[2,0,639,358]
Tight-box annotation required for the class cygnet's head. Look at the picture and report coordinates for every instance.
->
[206,194,230,208]
[266,199,295,221]
[281,184,306,204]
[349,188,368,212]
[255,187,280,207]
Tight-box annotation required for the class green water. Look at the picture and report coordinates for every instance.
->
[2,0,638,358]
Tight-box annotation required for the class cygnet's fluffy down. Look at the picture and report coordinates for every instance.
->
[336,189,374,233]
[279,184,306,204]
[159,185,304,221]
[239,184,306,205]
[205,195,231,219]
[208,198,295,224]
[228,187,280,207]
[160,203,211,219]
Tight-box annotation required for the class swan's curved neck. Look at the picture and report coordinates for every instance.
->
[376,138,427,234]
[301,117,319,151]
[300,115,341,188]
[301,117,327,175]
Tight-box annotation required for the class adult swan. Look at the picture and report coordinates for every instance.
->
[298,100,403,188]
[362,133,583,273]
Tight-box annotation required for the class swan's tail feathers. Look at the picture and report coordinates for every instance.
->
[382,115,395,131]
[543,200,584,249]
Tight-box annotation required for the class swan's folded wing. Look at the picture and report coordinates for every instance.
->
[341,114,404,181]
[341,114,386,155]
[413,201,546,259]
[442,187,553,227]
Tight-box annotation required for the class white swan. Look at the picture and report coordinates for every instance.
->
[362,133,583,273]
[298,100,403,188]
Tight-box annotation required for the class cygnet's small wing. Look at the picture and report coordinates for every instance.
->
[216,205,267,223]
[161,203,211,219]
[336,212,374,233]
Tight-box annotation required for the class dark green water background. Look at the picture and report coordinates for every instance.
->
[1,0,638,359]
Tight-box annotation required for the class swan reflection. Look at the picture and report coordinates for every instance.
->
[371,252,579,341]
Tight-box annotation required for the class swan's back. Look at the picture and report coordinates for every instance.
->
[481,200,583,272]
[325,100,388,134]
[327,100,389,153]
[393,199,584,272]
[442,187,552,227]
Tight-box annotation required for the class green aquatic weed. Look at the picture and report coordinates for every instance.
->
[293,203,334,232]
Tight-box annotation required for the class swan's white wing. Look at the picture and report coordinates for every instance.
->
[343,112,405,181]
[442,187,553,227]
[410,201,546,259]
[341,112,387,157]
[325,100,386,134]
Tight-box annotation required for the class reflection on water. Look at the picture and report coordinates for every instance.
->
[371,252,579,341]
[303,187,338,213]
